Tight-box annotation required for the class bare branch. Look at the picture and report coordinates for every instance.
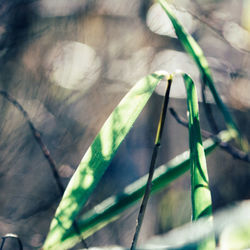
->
[170,107,250,163]
[0,90,65,195]
[0,90,88,249]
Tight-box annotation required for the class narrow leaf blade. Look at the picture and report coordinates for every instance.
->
[158,0,247,150]
[183,73,215,249]
[57,130,232,250]
[43,72,167,249]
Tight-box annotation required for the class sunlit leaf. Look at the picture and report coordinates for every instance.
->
[56,130,232,250]
[183,73,215,249]
[43,71,167,249]
[158,0,247,151]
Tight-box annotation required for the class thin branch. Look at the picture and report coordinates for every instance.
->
[170,107,250,163]
[0,234,23,250]
[0,90,65,195]
[0,90,88,249]
[130,77,172,250]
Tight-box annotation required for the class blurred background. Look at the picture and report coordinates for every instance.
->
[0,0,250,249]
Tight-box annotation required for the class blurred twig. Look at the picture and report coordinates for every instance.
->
[0,90,65,194]
[170,107,250,163]
[0,234,23,250]
[0,90,88,249]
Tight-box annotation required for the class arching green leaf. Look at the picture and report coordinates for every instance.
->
[158,0,247,151]
[43,71,167,249]
[183,73,215,249]
[54,130,231,250]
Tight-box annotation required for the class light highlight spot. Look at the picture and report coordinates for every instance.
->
[82,174,94,189]
[45,41,101,90]
[146,3,197,38]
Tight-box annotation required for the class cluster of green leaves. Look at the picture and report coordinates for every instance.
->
[43,1,248,249]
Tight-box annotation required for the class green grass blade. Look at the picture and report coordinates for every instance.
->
[183,73,212,220]
[55,130,232,250]
[158,0,247,150]
[183,73,215,249]
[43,72,167,250]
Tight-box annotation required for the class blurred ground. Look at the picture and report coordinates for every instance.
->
[0,0,250,249]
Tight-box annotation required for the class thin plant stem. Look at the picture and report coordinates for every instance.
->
[130,77,172,250]
[170,107,250,163]
[0,90,88,249]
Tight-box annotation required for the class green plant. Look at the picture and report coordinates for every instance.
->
[41,1,249,249]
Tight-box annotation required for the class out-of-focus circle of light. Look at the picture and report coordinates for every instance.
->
[223,21,250,51]
[151,50,200,99]
[146,3,196,38]
[36,0,88,17]
[45,41,101,90]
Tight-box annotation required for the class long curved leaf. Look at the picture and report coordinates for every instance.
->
[183,73,212,220]
[43,72,167,249]
[158,0,247,151]
[45,72,231,249]
[183,73,215,249]
[56,130,232,250]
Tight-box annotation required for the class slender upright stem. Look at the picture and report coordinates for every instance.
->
[130,77,172,250]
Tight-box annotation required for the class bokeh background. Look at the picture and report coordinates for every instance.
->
[0,0,250,249]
